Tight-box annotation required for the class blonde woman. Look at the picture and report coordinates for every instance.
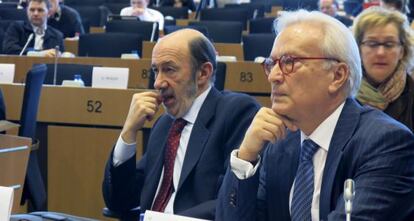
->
[353,6,414,130]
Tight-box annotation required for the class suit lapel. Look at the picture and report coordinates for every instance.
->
[177,88,219,190]
[319,98,362,219]
[141,117,173,210]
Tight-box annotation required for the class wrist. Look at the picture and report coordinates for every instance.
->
[238,147,259,163]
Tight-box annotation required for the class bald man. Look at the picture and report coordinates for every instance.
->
[102,29,260,220]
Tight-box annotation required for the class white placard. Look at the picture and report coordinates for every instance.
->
[0,64,15,83]
[143,211,211,221]
[0,186,14,221]
[92,67,129,89]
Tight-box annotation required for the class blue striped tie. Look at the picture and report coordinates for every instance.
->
[291,139,319,221]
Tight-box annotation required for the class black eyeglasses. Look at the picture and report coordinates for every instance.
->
[361,40,401,51]
[261,55,340,76]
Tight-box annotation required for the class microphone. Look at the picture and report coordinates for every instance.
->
[150,22,157,42]
[19,33,34,56]
[344,179,355,221]
[52,45,59,85]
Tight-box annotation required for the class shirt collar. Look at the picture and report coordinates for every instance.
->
[31,24,47,35]
[181,86,212,125]
[300,101,345,152]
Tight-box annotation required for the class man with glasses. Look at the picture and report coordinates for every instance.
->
[120,0,164,30]
[2,0,64,56]
[102,29,260,220]
[216,10,414,221]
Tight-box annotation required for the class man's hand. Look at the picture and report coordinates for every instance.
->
[131,7,145,16]
[41,48,60,57]
[238,107,297,162]
[121,91,161,143]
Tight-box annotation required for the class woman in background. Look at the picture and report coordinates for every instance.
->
[353,6,414,130]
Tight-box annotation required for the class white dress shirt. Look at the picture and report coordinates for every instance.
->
[231,102,345,221]
[120,7,165,30]
[113,86,212,214]
[32,25,46,50]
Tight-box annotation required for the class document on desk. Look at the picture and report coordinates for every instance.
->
[143,211,211,221]
[0,64,15,84]
[0,186,14,221]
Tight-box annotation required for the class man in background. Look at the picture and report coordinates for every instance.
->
[2,0,64,56]
[47,0,85,38]
[120,0,164,30]
[319,0,353,26]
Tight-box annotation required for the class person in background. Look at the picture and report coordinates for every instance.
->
[47,0,85,39]
[353,6,414,130]
[2,0,64,56]
[102,29,260,220]
[120,0,164,30]
[380,0,408,13]
[319,0,354,26]
[215,9,414,221]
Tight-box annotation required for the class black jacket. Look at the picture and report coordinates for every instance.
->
[48,4,84,38]
[2,21,64,55]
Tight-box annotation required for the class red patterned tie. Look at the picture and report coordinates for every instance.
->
[152,118,187,212]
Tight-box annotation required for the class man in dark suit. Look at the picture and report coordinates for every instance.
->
[216,10,414,221]
[319,0,353,26]
[102,29,260,220]
[2,0,64,56]
[47,0,84,38]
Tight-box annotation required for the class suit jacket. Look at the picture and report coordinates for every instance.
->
[2,21,64,55]
[103,88,260,220]
[48,4,85,38]
[216,98,414,221]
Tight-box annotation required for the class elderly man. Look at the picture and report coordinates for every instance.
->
[216,10,414,221]
[2,0,64,56]
[47,0,84,38]
[319,0,353,26]
[120,0,164,30]
[102,29,260,220]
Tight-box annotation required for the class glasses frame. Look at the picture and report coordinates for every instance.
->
[261,55,340,76]
[360,40,402,51]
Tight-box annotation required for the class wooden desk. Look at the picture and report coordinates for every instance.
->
[0,134,31,213]
[224,61,270,94]
[0,84,157,220]
[0,55,152,89]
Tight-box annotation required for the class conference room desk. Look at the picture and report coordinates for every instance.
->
[0,84,149,220]
[0,55,152,89]
[0,83,269,219]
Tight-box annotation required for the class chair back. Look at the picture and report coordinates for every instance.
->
[242,33,276,61]
[44,63,94,86]
[18,64,47,140]
[215,62,226,91]
[78,33,143,57]
[189,21,242,43]
[249,17,275,34]
[0,8,27,20]
[18,64,47,211]
[200,8,249,30]
[106,20,159,41]
[224,3,265,19]
[150,6,189,19]
[163,25,209,39]
[72,6,106,26]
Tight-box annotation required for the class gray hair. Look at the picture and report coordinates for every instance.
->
[188,35,217,84]
[274,10,362,97]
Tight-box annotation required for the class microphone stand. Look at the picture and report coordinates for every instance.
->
[19,33,34,56]
[53,45,59,85]
[344,179,355,221]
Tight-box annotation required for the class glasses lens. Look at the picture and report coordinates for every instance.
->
[280,55,294,74]
[263,58,274,75]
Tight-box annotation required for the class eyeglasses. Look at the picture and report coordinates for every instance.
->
[261,54,340,76]
[360,40,401,51]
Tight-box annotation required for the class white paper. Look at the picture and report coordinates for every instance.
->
[0,186,14,221]
[92,67,129,89]
[0,64,15,83]
[143,211,211,221]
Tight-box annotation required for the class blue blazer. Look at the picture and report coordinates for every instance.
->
[216,98,414,221]
[103,88,260,220]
